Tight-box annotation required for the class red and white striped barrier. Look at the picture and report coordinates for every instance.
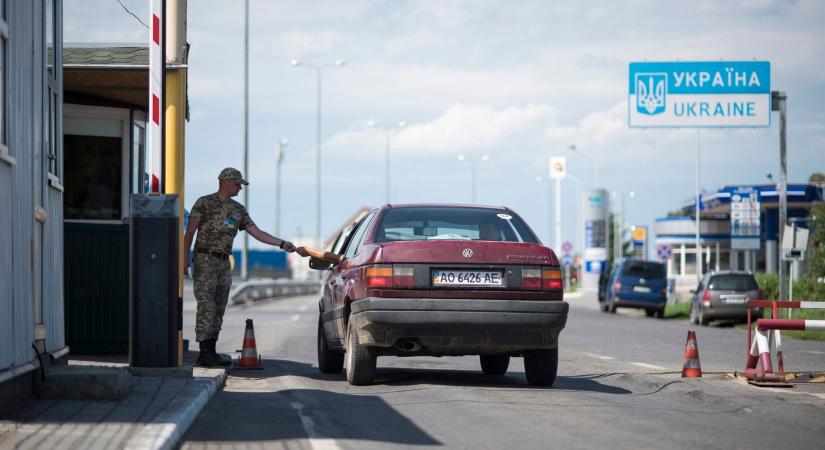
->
[743,300,825,382]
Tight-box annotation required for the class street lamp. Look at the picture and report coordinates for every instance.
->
[567,144,599,187]
[290,58,346,246]
[368,119,407,203]
[274,138,288,237]
[457,154,488,204]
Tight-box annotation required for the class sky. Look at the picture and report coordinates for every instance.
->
[64,0,825,253]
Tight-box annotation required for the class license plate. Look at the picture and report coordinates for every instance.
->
[632,285,651,293]
[723,296,747,304]
[432,270,503,287]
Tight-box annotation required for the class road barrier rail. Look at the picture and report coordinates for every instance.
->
[743,300,825,382]
[229,279,320,304]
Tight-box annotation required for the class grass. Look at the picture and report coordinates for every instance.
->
[664,301,691,319]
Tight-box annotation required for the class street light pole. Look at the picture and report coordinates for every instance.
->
[275,138,288,237]
[458,154,488,204]
[773,91,788,301]
[242,0,249,281]
[369,120,407,203]
[291,59,345,247]
[567,144,599,187]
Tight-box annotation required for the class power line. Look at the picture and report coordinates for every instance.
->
[114,0,149,29]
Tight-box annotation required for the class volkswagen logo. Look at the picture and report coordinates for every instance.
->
[462,248,473,258]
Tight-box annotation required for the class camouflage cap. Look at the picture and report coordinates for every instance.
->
[218,167,249,185]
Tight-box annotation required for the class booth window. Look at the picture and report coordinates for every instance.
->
[0,0,10,164]
[45,0,60,178]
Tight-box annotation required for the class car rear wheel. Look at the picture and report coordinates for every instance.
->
[599,301,609,313]
[345,320,377,386]
[524,348,558,387]
[645,309,655,317]
[655,307,666,319]
[608,297,617,313]
[317,316,344,374]
[689,303,699,324]
[480,354,510,375]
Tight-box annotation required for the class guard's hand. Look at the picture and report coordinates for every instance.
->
[296,246,309,257]
[282,241,297,253]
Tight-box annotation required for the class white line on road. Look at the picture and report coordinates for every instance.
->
[629,362,668,371]
[290,402,342,450]
[581,352,616,360]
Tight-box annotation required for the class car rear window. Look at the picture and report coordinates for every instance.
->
[621,261,665,278]
[373,207,538,243]
[709,275,759,291]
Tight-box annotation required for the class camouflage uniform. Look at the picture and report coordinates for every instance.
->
[190,193,255,342]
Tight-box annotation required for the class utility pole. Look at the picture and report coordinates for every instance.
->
[241,0,249,281]
[773,91,788,301]
[696,129,702,281]
[554,177,562,255]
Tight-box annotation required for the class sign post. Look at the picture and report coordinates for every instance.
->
[629,61,771,281]
[549,157,567,255]
[730,188,761,251]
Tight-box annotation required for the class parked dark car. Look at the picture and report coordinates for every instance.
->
[600,259,667,317]
[690,271,763,325]
[312,204,569,386]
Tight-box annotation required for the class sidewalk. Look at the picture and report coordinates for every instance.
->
[0,352,227,450]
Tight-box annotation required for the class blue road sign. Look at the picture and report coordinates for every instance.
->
[629,61,770,128]
[656,244,673,262]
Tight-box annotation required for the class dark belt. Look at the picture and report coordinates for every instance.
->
[195,249,229,260]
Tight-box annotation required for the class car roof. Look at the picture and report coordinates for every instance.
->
[379,203,511,212]
[709,270,755,276]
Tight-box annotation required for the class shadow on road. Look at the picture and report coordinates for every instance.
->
[184,387,441,445]
[230,358,631,394]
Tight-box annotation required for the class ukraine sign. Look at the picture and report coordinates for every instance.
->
[629,61,770,128]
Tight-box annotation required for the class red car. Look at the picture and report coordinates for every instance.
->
[312,204,568,386]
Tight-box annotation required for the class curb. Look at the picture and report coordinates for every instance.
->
[124,370,227,450]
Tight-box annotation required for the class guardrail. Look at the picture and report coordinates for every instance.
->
[229,279,320,305]
[743,300,825,382]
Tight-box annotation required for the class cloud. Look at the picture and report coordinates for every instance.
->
[325,103,557,156]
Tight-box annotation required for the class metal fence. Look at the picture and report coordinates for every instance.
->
[229,279,320,305]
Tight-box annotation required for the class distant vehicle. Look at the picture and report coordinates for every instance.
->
[312,204,568,386]
[690,271,763,326]
[600,259,667,318]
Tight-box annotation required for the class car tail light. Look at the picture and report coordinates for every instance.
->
[702,289,711,305]
[613,280,622,293]
[366,266,393,287]
[522,267,542,290]
[542,268,563,290]
[392,266,415,288]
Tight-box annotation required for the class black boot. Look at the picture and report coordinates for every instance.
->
[196,339,230,367]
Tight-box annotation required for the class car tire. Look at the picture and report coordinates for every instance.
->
[608,297,617,314]
[345,320,377,386]
[655,307,666,319]
[317,316,344,374]
[599,301,609,313]
[645,309,655,317]
[698,306,709,326]
[524,348,558,387]
[480,354,510,375]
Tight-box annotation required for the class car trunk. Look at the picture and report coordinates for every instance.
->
[372,240,561,300]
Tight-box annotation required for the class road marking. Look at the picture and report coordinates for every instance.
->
[290,314,301,322]
[290,401,342,450]
[299,305,309,312]
[629,362,668,371]
[581,352,616,360]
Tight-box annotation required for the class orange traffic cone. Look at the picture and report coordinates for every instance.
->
[236,318,263,370]
[681,330,702,378]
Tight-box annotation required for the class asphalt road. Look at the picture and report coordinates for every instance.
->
[179,287,825,449]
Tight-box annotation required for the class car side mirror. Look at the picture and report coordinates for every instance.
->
[309,257,332,270]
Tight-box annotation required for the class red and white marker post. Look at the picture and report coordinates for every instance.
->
[147,0,165,193]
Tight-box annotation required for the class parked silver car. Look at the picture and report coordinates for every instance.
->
[690,271,763,325]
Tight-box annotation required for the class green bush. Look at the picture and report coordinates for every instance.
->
[754,272,778,299]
